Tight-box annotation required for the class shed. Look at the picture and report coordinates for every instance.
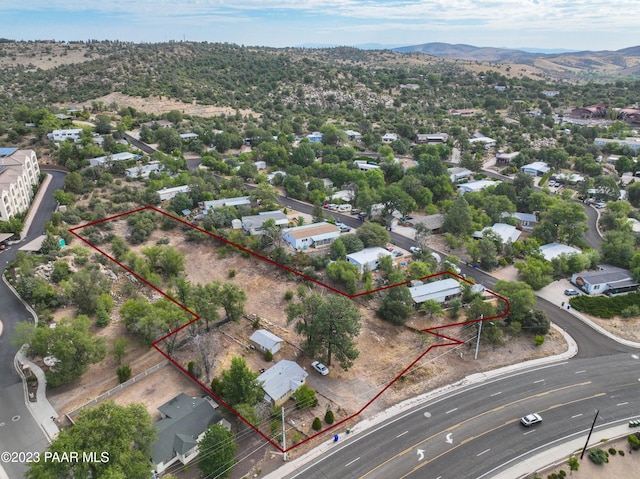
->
[250,330,284,355]
[346,247,393,273]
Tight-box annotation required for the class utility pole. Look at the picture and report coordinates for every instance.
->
[580,409,599,459]
[282,406,287,462]
[474,314,484,360]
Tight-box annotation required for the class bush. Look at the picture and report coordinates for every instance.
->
[628,433,640,450]
[312,417,322,431]
[188,361,196,376]
[618,450,625,456]
[292,384,317,409]
[116,364,131,383]
[324,410,335,425]
[568,455,579,472]
[587,447,609,465]
[621,305,640,318]
[284,290,294,301]
[264,350,273,362]
[228,268,236,278]
[96,307,110,327]
[534,335,545,346]
[608,447,617,455]
[210,377,224,396]
[570,292,640,319]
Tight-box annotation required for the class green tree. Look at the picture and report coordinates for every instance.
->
[515,257,554,290]
[493,280,536,324]
[356,222,390,248]
[340,234,365,254]
[442,196,473,236]
[291,384,318,409]
[198,424,237,479]
[166,109,183,124]
[330,238,347,261]
[217,281,247,322]
[378,272,413,325]
[303,295,361,370]
[601,230,635,268]
[69,265,111,315]
[326,261,360,295]
[26,402,155,479]
[111,337,129,365]
[64,171,84,194]
[220,357,263,406]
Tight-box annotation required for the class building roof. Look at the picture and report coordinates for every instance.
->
[19,235,46,252]
[457,180,497,193]
[539,243,581,261]
[242,211,288,230]
[250,330,283,351]
[409,278,462,304]
[574,265,635,286]
[158,185,190,196]
[507,212,537,223]
[472,223,521,244]
[204,196,251,209]
[257,360,307,402]
[346,247,393,264]
[152,394,222,465]
[521,161,551,174]
[283,222,340,240]
[89,152,138,167]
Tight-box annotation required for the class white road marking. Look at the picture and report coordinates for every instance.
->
[534,379,545,383]
[477,448,491,456]
[575,370,586,374]
[523,429,537,435]
[345,457,360,467]
[396,431,409,438]
[617,402,629,407]
[571,414,583,418]
[490,392,502,397]
[446,408,458,414]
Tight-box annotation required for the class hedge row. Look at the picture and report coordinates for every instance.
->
[570,292,640,319]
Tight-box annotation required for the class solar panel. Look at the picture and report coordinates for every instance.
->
[0,147,18,157]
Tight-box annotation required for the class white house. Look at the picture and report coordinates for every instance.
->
[457,180,498,194]
[204,196,251,210]
[594,137,640,151]
[495,151,520,164]
[125,161,163,179]
[47,128,83,142]
[416,133,449,144]
[89,151,138,167]
[180,133,199,140]
[409,278,462,305]
[282,222,340,249]
[520,162,550,176]
[250,329,284,355]
[306,132,323,143]
[501,212,537,231]
[157,185,190,202]
[345,130,362,141]
[258,360,308,406]
[382,133,398,143]
[355,162,381,172]
[0,148,40,222]
[448,167,473,183]
[254,161,267,170]
[152,394,230,475]
[242,211,289,235]
[539,243,581,262]
[571,265,638,295]
[472,223,521,244]
[346,247,393,273]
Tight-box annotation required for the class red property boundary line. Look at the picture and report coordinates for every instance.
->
[69,205,510,453]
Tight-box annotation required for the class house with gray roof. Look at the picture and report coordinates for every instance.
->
[501,212,537,231]
[472,223,521,244]
[125,161,164,179]
[257,360,308,406]
[250,329,284,355]
[520,161,550,176]
[89,151,138,167]
[152,393,230,475]
[242,211,289,235]
[571,265,638,295]
[409,278,462,305]
[539,243,581,262]
[204,196,252,210]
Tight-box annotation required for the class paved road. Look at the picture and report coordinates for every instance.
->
[0,170,65,479]
[285,352,640,479]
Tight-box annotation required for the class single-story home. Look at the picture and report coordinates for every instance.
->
[242,211,289,235]
[125,161,163,179]
[495,151,520,164]
[204,196,252,210]
[416,133,449,144]
[382,133,398,143]
[345,130,362,141]
[306,132,323,143]
[346,247,393,273]
[472,223,521,244]
[89,151,138,167]
[180,132,199,140]
[152,394,230,475]
[282,222,340,249]
[571,265,638,295]
[48,128,83,142]
[469,135,496,148]
[409,278,462,305]
[254,161,267,170]
[457,180,498,194]
[448,167,473,183]
[538,243,581,262]
[501,212,538,231]
[257,360,308,406]
[594,137,640,151]
[267,171,287,184]
[520,162,551,177]
[157,185,190,202]
[250,329,284,355]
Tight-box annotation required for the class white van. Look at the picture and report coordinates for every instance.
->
[338,204,352,212]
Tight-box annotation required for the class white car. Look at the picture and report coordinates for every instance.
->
[409,246,422,254]
[311,361,329,376]
[595,202,606,209]
[520,413,543,427]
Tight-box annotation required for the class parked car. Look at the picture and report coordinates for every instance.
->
[392,250,404,258]
[520,413,543,427]
[564,288,580,296]
[548,180,556,187]
[339,225,351,233]
[409,246,422,254]
[595,202,606,209]
[311,361,329,376]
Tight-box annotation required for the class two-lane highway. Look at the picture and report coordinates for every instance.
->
[286,353,640,479]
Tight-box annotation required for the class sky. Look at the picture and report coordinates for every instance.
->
[0,0,637,52]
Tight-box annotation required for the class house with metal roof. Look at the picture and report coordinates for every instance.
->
[382,133,398,143]
[520,161,551,177]
[250,329,284,355]
[472,223,521,244]
[89,151,138,167]
[152,393,230,475]
[282,222,340,249]
[346,247,393,273]
[204,196,252,210]
[571,265,638,295]
[501,212,538,231]
[409,278,462,305]
[47,128,83,142]
[242,211,289,235]
[157,185,190,202]
[257,360,308,406]
[125,161,163,179]
[457,180,498,194]
[448,167,473,183]
[538,243,581,262]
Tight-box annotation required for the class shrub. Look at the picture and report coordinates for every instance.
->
[587,447,608,465]
[312,417,322,431]
[570,292,640,319]
[264,350,273,362]
[284,290,294,301]
[96,307,110,327]
[619,450,625,456]
[534,335,545,346]
[628,433,640,450]
[292,384,317,409]
[324,410,335,425]
[621,305,640,318]
[116,364,131,383]
[188,361,196,376]
[608,447,617,455]
[210,377,224,396]
[568,455,579,472]
[228,268,236,278]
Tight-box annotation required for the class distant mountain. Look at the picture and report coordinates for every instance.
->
[392,42,541,61]
[514,47,578,54]
[295,42,404,50]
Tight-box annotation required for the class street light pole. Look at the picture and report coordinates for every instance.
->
[474,315,483,360]
[580,409,599,460]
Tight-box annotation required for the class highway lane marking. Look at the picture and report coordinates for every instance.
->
[523,429,536,435]
[446,408,458,414]
[575,370,586,374]
[490,392,502,397]
[617,402,629,407]
[345,457,361,467]
[534,379,545,384]
[572,413,583,418]
[477,448,490,456]
[396,431,409,438]
[359,382,594,479]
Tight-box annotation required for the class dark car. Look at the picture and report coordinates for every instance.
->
[564,288,580,296]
